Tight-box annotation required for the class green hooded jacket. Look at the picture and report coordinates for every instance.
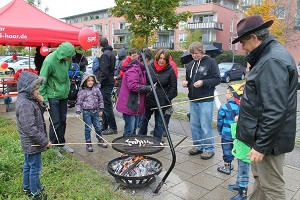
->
[39,42,75,104]
[231,123,251,163]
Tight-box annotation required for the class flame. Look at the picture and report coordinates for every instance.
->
[121,156,144,171]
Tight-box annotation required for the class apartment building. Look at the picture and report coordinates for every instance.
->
[62,0,246,55]
[240,0,300,63]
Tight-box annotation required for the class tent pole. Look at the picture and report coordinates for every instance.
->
[29,47,31,68]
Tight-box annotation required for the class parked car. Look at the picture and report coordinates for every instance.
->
[0,55,27,64]
[218,62,246,83]
[8,59,35,73]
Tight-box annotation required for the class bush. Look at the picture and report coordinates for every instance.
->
[215,50,247,67]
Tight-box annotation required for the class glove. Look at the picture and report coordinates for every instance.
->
[139,85,151,93]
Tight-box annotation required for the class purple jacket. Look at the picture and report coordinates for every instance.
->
[75,73,104,114]
[116,60,150,116]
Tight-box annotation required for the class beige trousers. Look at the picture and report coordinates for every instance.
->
[249,153,285,200]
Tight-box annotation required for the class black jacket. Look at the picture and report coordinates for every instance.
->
[146,63,177,110]
[186,56,220,102]
[236,36,298,155]
[72,52,88,72]
[96,45,116,87]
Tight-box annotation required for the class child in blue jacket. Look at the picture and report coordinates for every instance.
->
[217,84,242,175]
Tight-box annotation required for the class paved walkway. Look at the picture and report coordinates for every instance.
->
[3,106,300,200]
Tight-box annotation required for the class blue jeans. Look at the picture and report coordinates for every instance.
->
[23,153,42,194]
[100,86,117,130]
[123,114,140,136]
[236,159,250,187]
[48,98,68,145]
[221,138,234,163]
[138,108,164,140]
[83,110,102,141]
[190,101,215,152]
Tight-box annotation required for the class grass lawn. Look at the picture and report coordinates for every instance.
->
[0,115,137,200]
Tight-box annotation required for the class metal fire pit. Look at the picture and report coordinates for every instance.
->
[107,156,162,188]
[111,135,164,155]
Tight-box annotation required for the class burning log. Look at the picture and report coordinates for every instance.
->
[110,156,161,177]
[120,156,143,176]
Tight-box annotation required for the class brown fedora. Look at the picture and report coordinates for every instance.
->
[232,15,273,44]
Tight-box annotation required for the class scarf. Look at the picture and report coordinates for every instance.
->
[154,61,168,73]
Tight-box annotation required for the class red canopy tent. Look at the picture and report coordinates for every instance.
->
[0,0,81,47]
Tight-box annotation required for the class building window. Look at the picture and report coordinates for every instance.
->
[105,24,108,35]
[235,43,238,51]
[179,33,187,42]
[276,7,285,19]
[229,37,233,50]
[179,21,187,30]
[202,32,210,43]
[230,18,234,33]
[193,14,214,23]
[112,23,115,32]
[119,22,125,29]
[295,0,300,29]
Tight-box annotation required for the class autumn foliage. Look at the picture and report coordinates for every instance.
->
[244,0,286,44]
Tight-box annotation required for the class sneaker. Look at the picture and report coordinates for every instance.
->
[24,189,32,197]
[103,129,118,135]
[53,149,63,158]
[97,139,108,148]
[188,147,203,155]
[86,144,93,152]
[60,145,74,153]
[217,163,231,175]
[163,131,167,137]
[32,191,47,200]
[201,151,215,160]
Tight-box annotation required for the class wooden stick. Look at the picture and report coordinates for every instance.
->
[32,141,233,148]
[151,92,227,110]
[173,136,188,149]
[46,107,60,143]
[77,117,111,146]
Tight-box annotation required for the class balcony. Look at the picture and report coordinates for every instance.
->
[152,42,174,49]
[187,22,223,31]
[114,29,129,35]
[113,43,129,49]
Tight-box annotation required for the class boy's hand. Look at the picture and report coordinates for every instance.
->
[99,111,103,117]
[182,80,188,87]
[193,80,203,88]
[75,115,81,119]
[46,141,52,148]
[36,95,44,103]
[238,82,246,91]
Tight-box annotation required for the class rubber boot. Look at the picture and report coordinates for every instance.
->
[228,183,239,191]
[230,187,248,200]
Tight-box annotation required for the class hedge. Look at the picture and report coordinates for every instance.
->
[214,50,247,67]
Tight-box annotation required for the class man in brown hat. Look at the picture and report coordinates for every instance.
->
[232,15,298,200]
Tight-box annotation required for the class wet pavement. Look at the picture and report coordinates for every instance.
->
[2,68,300,199]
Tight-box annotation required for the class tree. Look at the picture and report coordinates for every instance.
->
[180,29,203,49]
[26,0,49,12]
[129,32,158,49]
[111,0,192,47]
[0,46,8,55]
[244,0,287,44]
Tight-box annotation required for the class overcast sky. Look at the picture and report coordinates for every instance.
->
[0,0,115,19]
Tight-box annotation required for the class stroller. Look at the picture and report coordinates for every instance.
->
[68,63,82,108]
